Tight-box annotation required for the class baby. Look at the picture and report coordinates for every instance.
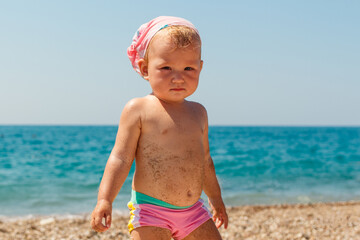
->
[91,16,228,240]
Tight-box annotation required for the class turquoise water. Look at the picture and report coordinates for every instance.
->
[1,126,359,216]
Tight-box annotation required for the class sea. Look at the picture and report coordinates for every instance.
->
[0,126,359,217]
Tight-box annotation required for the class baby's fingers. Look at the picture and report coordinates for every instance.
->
[215,217,224,228]
[91,215,108,232]
[212,212,222,228]
[212,211,228,229]
[223,212,229,229]
[106,213,112,228]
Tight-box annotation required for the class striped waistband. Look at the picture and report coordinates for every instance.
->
[130,189,195,209]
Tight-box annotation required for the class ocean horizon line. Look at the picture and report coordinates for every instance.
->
[1,124,359,128]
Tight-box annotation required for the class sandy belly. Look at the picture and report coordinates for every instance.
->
[132,160,204,206]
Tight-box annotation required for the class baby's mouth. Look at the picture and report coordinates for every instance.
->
[170,88,185,91]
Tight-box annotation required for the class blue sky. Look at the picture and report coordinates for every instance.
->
[1,0,359,125]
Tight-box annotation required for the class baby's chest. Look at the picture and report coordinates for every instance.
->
[148,114,203,136]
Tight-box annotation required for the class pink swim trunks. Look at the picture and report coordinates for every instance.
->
[128,190,212,240]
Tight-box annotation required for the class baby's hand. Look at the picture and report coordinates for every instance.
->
[208,197,228,229]
[91,199,112,232]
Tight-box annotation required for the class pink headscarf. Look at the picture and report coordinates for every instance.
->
[127,16,199,75]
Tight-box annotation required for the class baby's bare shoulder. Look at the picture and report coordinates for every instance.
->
[120,97,152,124]
[186,100,208,117]
[127,95,158,105]
[123,96,154,113]
[125,97,146,108]
[186,100,205,109]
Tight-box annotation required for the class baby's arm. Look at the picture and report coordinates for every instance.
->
[91,99,142,232]
[202,109,228,229]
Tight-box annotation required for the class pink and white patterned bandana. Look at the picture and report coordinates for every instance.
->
[127,16,199,75]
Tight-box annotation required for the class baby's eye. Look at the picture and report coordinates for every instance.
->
[161,66,171,70]
[184,67,194,71]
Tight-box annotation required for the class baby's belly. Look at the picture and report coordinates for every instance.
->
[133,157,204,206]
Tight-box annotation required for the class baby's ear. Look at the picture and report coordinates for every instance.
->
[138,59,149,81]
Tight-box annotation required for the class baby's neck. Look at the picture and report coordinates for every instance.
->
[150,93,187,105]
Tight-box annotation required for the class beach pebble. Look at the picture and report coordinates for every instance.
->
[39,217,55,225]
[269,222,278,231]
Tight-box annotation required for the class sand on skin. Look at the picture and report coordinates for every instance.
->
[0,201,359,240]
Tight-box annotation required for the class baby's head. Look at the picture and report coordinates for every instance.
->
[143,25,201,65]
[127,16,201,76]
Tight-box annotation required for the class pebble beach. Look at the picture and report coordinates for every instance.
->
[1,201,359,240]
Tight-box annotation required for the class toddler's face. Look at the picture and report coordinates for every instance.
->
[139,34,203,103]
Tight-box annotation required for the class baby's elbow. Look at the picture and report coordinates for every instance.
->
[108,151,133,168]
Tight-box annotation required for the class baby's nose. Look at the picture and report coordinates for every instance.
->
[171,72,184,83]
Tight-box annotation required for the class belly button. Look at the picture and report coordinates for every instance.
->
[187,190,192,197]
